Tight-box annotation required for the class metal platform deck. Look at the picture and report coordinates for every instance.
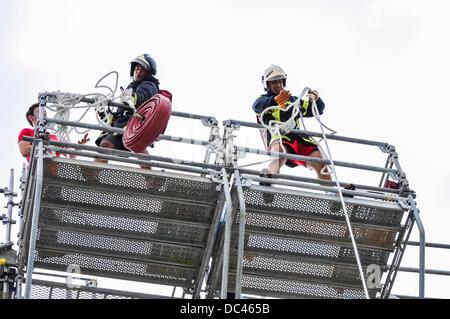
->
[29,279,171,299]
[206,183,409,299]
[19,157,223,297]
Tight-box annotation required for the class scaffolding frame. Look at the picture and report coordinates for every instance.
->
[1,92,432,299]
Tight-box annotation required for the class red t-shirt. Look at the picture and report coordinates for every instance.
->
[18,128,63,162]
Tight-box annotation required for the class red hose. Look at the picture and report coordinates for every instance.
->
[123,93,172,153]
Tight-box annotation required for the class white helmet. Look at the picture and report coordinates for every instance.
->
[262,64,287,91]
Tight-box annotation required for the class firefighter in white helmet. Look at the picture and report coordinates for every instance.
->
[252,64,332,202]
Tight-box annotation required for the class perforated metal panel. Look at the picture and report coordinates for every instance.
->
[244,187,404,227]
[25,158,221,290]
[207,185,407,299]
[39,206,209,245]
[34,249,197,287]
[227,274,374,299]
[238,211,398,249]
[228,252,362,283]
[232,233,389,265]
[44,159,218,203]
[30,280,165,299]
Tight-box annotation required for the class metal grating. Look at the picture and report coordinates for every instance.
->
[22,158,222,291]
[44,159,219,203]
[232,233,390,266]
[227,274,374,299]
[228,252,364,284]
[34,250,196,287]
[36,228,203,265]
[244,187,404,227]
[38,207,209,245]
[237,210,398,249]
[41,183,213,220]
[29,279,165,299]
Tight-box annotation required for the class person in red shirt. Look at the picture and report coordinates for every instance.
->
[18,103,89,162]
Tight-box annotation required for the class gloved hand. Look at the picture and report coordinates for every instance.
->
[274,90,291,109]
[120,88,136,108]
[78,133,90,145]
[308,89,319,101]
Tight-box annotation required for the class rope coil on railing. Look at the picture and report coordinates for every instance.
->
[39,71,125,143]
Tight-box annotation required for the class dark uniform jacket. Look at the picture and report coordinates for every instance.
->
[95,74,160,148]
[112,75,160,127]
[252,91,325,148]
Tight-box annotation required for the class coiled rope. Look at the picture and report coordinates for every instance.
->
[42,71,122,142]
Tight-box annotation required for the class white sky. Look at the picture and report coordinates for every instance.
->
[1,0,449,298]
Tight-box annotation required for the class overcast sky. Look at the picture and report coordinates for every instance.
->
[1,0,449,298]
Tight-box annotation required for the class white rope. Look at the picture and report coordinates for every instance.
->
[258,89,305,155]
[309,93,370,299]
[45,91,113,142]
[258,87,333,175]
[43,71,122,142]
[295,88,335,176]
[259,88,370,298]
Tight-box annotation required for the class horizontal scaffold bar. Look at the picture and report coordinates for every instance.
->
[47,118,210,147]
[226,119,391,149]
[236,167,400,194]
[79,96,217,122]
[45,118,398,176]
[235,144,400,176]
[405,241,450,250]
[23,137,222,174]
[241,174,404,202]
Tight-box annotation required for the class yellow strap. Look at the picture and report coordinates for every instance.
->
[302,100,309,115]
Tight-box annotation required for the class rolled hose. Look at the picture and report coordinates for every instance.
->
[123,93,172,153]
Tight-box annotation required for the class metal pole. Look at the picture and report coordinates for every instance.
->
[242,174,404,202]
[220,168,233,299]
[237,167,401,194]
[235,145,399,176]
[234,170,246,299]
[5,169,14,243]
[81,96,217,122]
[23,140,44,299]
[405,241,450,249]
[193,190,227,299]
[225,119,390,148]
[24,137,220,171]
[15,164,27,299]
[410,196,425,299]
[47,117,212,148]
[397,267,450,276]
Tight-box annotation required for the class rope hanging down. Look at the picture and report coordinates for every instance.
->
[308,91,370,299]
[258,88,370,298]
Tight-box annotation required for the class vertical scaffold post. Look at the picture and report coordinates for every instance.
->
[1,169,15,298]
[5,169,15,245]
[23,140,44,299]
[410,195,425,298]
[234,170,246,299]
[24,95,47,299]
[220,168,233,299]
[201,118,219,166]
[15,164,27,299]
